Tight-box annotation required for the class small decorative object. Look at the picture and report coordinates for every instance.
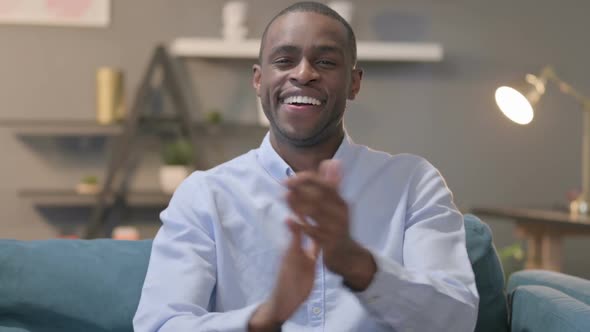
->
[112,226,140,240]
[328,1,353,24]
[96,67,126,125]
[76,175,100,195]
[257,97,270,127]
[160,138,194,194]
[222,0,248,40]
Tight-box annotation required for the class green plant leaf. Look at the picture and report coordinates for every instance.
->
[80,175,98,184]
[206,110,223,125]
[162,138,194,166]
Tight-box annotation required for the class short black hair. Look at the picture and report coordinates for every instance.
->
[259,1,357,65]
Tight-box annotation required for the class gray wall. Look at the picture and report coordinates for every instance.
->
[1,1,589,278]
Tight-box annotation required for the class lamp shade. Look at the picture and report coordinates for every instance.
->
[495,86,534,125]
[495,72,549,125]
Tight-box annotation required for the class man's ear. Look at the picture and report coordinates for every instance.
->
[348,68,363,100]
[252,64,262,97]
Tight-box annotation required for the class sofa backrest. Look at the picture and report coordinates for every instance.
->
[464,213,509,332]
[0,214,508,332]
[0,239,152,332]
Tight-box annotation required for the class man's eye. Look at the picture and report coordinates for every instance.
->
[273,58,293,65]
[317,60,336,67]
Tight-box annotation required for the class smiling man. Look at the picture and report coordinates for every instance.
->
[133,2,479,332]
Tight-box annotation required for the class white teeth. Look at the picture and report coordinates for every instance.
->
[283,96,322,106]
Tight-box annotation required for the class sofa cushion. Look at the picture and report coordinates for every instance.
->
[0,326,31,332]
[511,285,590,332]
[508,270,590,305]
[464,214,509,332]
[0,239,152,332]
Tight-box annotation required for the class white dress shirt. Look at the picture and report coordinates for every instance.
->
[133,133,479,332]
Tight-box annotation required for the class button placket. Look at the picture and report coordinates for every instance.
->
[307,255,325,330]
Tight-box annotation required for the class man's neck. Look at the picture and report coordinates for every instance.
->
[270,130,345,172]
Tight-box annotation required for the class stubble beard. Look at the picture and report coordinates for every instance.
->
[263,101,345,149]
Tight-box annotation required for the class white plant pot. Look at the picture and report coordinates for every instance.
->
[76,183,100,195]
[159,166,190,194]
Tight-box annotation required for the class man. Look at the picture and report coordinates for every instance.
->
[133,2,479,331]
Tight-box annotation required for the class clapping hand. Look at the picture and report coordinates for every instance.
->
[249,160,376,331]
[285,160,376,291]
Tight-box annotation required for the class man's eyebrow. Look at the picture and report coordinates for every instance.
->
[313,45,345,57]
[267,44,345,58]
[268,45,300,57]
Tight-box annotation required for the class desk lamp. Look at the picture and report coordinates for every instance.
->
[494,66,590,216]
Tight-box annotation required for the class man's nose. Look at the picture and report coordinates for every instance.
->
[289,59,319,85]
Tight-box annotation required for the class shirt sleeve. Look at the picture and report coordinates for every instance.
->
[353,158,479,332]
[133,172,260,332]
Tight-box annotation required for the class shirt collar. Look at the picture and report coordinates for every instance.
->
[257,131,356,183]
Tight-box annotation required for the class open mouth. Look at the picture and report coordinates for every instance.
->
[279,96,325,112]
[281,96,323,106]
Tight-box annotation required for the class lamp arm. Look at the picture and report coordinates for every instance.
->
[542,67,590,211]
[544,68,590,111]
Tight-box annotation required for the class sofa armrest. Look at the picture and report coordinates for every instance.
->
[510,285,590,332]
[507,270,590,305]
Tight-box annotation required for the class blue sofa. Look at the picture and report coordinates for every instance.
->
[508,270,590,332]
[0,214,588,332]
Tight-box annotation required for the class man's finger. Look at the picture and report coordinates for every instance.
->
[286,190,347,224]
[305,240,321,261]
[297,217,337,248]
[286,191,326,221]
[287,181,327,201]
[319,159,342,188]
[286,217,303,250]
[289,211,314,229]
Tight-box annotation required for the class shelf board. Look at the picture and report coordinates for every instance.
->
[20,189,171,207]
[0,119,123,136]
[0,119,268,137]
[169,37,444,62]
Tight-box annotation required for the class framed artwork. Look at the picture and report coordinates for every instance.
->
[0,0,110,27]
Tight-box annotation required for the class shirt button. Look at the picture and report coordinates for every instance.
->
[312,307,322,315]
[286,168,294,177]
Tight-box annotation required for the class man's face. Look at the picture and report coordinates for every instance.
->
[253,11,362,147]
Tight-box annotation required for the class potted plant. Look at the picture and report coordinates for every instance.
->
[76,175,100,195]
[206,110,223,125]
[498,243,525,282]
[160,138,194,194]
[205,109,223,134]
